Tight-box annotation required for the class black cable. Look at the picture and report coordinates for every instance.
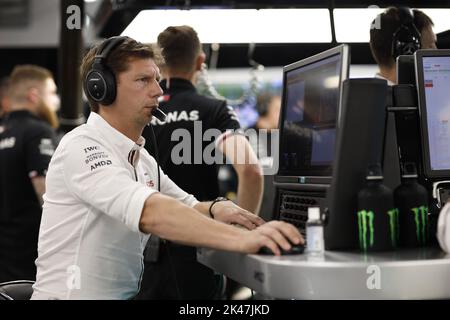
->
[148,125,161,192]
[147,124,182,300]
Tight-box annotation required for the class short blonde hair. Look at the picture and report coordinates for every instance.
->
[9,65,53,102]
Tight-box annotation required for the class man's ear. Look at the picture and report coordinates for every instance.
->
[195,52,206,71]
[1,96,10,112]
[27,87,40,105]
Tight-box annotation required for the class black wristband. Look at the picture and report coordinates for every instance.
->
[208,197,229,219]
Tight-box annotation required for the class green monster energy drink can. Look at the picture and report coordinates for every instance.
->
[357,164,399,252]
[394,162,429,247]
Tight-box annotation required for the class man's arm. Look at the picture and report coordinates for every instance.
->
[155,159,264,230]
[194,201,265,230]
[219,134,263,214]
[31,176,46,205]
[25,126,56,207]
[139,192,303,255]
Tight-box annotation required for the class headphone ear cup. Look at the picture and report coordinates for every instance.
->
[392,26,421,59]
[100,68,117,106]
[85,66,117,106]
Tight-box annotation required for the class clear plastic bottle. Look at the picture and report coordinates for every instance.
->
[306,207,325,254]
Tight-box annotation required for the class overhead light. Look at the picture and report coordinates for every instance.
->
[334,8,385,43]
[121,9,331,43]
[334,8,450,43]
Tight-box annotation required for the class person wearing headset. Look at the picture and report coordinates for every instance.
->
[31,36,303,300]
[370,7,437,85]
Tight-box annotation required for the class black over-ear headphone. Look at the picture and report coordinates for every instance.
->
[392,7,421,59]
[85,36,129,106]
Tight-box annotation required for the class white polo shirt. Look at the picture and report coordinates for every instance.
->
[31,112,198,300]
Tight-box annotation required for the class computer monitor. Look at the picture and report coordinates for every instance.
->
[277,45,350,184]
[415,49,450,179]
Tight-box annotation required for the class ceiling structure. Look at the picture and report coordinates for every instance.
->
[92,0,450,67]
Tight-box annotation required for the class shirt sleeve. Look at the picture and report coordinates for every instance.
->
[61,136,157,233]
[155,160,199,208]
[437,203,450,253]
[25,125,56,178]
[210,101,241,133]
[209,101,245,148]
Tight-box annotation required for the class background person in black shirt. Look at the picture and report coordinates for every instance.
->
[138,25,263,299]
[0,65,58,282]
[0,77,10,129]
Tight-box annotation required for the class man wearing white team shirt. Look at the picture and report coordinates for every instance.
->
[31,36,303,300]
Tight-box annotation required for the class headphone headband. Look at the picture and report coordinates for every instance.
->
[95,36,129,61]
[398,7,414,25]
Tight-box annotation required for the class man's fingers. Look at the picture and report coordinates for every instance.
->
[260,238,281,256]
[263,221,304,246]
[258,226,292,251]
[231,214,257,230]
[274,221,304,245]
[242,211,265,226]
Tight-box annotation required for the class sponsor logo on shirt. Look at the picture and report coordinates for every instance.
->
[84,151,110,164]
[90,160,112,171]
[227,105,239,122]
[83,145,111,168]
[143,172,154,187]
[150,110,199,125]
[0,137,15,150]
[84,146,100,153]
[39,138,55,156]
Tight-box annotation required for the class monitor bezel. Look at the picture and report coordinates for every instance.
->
[276,44,350,183]
[415,49,450,179]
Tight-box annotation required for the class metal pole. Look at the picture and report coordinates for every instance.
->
[59,0,85,133]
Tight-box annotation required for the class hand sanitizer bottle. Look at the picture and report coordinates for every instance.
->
[306,207,325,255]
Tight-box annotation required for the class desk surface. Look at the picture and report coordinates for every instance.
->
[197,247,450,299]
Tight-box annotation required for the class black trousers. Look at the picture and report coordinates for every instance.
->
[135,241,224,300]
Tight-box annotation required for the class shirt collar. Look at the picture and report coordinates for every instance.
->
[86,112,146,165]
[160,78,196,92]
[6,110,40,121]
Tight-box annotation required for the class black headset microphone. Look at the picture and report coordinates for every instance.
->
[151,100,167,123]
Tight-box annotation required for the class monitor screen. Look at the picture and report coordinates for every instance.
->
[416,49,450,178]
[278,45,349,179]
